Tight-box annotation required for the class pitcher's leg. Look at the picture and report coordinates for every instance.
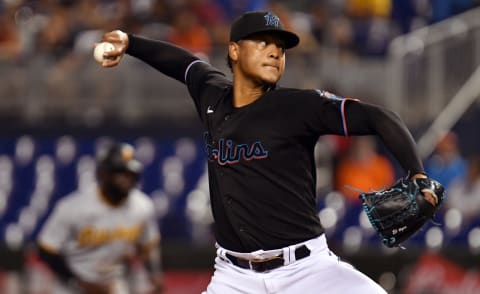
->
[270,251,386,294]
[202,257,268,294]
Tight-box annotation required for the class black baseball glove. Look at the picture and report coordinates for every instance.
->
[359,177,445,248]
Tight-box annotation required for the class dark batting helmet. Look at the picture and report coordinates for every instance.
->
[96,142,143,176]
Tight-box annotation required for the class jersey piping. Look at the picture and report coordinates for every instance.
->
[184,60,208,83]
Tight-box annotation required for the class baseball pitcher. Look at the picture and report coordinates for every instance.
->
[95,11,444,294]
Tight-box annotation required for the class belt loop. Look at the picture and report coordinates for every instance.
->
[288,245,296,264]
[218,248,226,259]
[282,247,290,265]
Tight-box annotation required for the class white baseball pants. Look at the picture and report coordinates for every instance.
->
[202,234,386,294]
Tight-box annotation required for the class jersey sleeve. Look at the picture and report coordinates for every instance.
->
[304,89,359,136]
[308,89,424,175]
[345,101,425,175]
[37,198,74,253]
[126,34,230,123]
[303,90,424,175]
[184,60,230,120]
[126,34,198,83]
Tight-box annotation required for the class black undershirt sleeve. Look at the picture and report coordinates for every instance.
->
[126,34,199,83]
[37,244,75,281]
[344,101,424,176]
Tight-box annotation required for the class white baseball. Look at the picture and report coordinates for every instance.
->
[93,42,115,64]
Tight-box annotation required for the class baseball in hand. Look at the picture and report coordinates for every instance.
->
[93,42,115,64]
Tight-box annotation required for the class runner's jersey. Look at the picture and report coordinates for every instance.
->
[38,184,159,282]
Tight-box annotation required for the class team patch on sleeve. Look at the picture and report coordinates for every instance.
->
[315,89,344,101]
[315,89,359,137]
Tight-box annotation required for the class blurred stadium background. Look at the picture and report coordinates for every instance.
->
[2,0,480,293]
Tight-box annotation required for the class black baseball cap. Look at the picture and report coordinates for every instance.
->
[230,11,300,49]
[97,143,143,176]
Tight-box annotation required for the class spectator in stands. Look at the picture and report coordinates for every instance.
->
[346,0,392,18]
[309,2,330,45]
[391,0,417,34]
[36,1,78,60]
[345,0,395,56]
[35,1,85,110]
[445,154,480,224]
[425,131,467,189]
[214,0,267,19]
[268,2,318,53]
[0,1,22,61]
[187,0,230,46]
[335,136,395,204]
[188,0,226,27]
[431,0,475,23]
[36,143,163,294]
[328,15,356,58]
[167,7,212,56]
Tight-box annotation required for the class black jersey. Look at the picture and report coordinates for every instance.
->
[126,35,425,253]
[185,61,362,251]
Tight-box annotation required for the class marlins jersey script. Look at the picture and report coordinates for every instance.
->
[38,184,159,283]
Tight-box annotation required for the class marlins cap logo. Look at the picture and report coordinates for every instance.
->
[264,12,280,28]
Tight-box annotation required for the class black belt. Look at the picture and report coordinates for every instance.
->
[225,245,311,273]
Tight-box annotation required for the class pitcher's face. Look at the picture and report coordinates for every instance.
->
[229,33,286,85]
